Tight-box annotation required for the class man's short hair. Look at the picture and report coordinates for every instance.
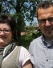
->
[36,1,53,18]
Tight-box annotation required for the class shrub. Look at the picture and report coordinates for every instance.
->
[21,30,42,49]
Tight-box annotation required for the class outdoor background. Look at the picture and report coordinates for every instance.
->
[0,0,52,49]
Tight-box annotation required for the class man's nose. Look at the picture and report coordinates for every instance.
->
[45,20,51,26]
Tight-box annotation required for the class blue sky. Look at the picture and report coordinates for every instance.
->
[25,17,38,26]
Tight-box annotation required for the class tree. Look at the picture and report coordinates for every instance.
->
[0,0,53,46]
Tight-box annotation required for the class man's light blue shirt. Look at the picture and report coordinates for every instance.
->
[29,35,53,68]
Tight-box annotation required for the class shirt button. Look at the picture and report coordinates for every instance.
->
[46,59,48,61]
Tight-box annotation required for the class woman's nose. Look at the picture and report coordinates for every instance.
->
[0,30,5,35]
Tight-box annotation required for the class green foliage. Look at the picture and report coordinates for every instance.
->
[27,26,35,30]
[21,29,42,49]
[21,34,34,49]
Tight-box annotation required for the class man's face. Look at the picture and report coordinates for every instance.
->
[38,6,53,38]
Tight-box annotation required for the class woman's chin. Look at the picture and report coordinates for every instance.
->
[0,40,4,43]
[0,41,6,47]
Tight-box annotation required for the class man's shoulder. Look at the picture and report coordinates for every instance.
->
[29,36,42,48]
[31,36,42,43]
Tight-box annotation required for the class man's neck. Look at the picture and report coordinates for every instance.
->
[44,36,53,43]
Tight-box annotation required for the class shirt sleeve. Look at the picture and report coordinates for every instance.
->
[28,42,35,66]
[18,46,31,67]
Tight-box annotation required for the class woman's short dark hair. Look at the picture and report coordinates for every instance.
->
[0,14,17,41]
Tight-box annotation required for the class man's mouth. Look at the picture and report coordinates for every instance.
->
[45,27,53,31]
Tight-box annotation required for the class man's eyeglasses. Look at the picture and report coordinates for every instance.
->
[0,29,11,33]
[38,17,53,24]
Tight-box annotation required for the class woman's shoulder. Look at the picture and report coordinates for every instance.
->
[15,46,30,55]
[17,46,31,67]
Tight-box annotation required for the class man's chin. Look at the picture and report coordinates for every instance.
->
[45,34,53,38]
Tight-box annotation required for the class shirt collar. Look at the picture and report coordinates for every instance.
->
[41,35,47,46]
[41,35,53,48]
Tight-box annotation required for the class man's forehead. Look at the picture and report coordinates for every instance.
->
[38,6,53,13]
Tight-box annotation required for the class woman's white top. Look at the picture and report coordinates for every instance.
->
[3,46,31,68]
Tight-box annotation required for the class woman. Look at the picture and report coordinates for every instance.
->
[0,14,32,68]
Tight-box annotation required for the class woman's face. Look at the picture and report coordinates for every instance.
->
[0,23,12,47]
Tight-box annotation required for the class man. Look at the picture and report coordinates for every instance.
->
[29,1,53,68]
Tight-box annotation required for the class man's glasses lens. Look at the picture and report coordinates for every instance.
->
[38,17,53,24]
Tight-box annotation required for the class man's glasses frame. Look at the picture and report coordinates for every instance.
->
[38,17,53,24]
